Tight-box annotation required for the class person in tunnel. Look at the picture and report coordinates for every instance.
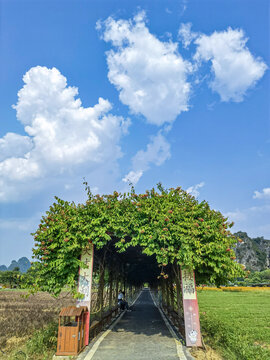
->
[118,290,131,311]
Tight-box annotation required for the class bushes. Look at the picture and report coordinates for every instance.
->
[1,323,58,360]
[26,322,58,356]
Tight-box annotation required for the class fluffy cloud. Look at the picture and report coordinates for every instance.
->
[0,66,130,202]
[178,23,197,49]
[253,187,270,199]
[122,133,171,185]
[122,170,143,185]
[0,133,33,162]
[99,12,192,126]
[186,182,205,198]
[194,27,267,102]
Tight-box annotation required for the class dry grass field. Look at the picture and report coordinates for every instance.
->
[0,290,75,357]
[0,286,115,359]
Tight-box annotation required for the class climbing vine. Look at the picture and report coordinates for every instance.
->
[31,184,243,296]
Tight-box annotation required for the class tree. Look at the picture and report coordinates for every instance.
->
[31,185,243,296]
[0,268,21,288]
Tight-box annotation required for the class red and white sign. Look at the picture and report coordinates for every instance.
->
[76,243,94,345]
[181,267,202,347]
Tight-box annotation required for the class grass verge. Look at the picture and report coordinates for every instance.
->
[197,290,270,360]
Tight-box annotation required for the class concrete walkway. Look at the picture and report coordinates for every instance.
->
[82,289,189,360]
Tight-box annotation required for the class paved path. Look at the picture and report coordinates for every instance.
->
[83,289,188,360]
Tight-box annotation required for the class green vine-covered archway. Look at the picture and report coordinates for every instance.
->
[31,184,243,296]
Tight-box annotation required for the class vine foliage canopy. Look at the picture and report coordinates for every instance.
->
[31,184,243,296]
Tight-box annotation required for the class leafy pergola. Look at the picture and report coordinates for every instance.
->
[31,184,243,296]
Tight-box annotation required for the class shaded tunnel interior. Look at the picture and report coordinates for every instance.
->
[93,240,161,287]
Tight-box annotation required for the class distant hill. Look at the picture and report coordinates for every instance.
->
[0,257,31,273]
[234,232,270,271]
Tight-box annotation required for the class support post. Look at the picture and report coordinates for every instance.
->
[165,279,170,310]
[170,276,175,311]
[180,267,202,347]
[98,261,105,320]
[109,270,113,309]
[175,265,182,317]
[76,243,94,346]
[161,280,165,307]
[115,275,119,306]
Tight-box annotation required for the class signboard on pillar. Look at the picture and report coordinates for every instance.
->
[76,243,94,346]
[181,267,202,347]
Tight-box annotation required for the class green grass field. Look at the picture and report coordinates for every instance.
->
[197,290,270,360]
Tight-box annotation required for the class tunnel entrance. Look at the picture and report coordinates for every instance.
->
[33,185,238,351]
[94,241,161,288]
[81,237,202,348]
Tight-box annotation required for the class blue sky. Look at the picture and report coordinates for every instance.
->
[0,0,269,265]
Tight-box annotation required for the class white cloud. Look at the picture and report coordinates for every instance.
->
[122,133,171,185]
[122,170,143,185]
[0,133,33,161]
[224,209,247,222]
[194,27,267,102]
[99,12,192,126]
[178,23,197,49]
[0,66,130,202]
[253,187,270,199]
[165,8,172,14]
[180,0,189,15]
[186,181,205,198]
